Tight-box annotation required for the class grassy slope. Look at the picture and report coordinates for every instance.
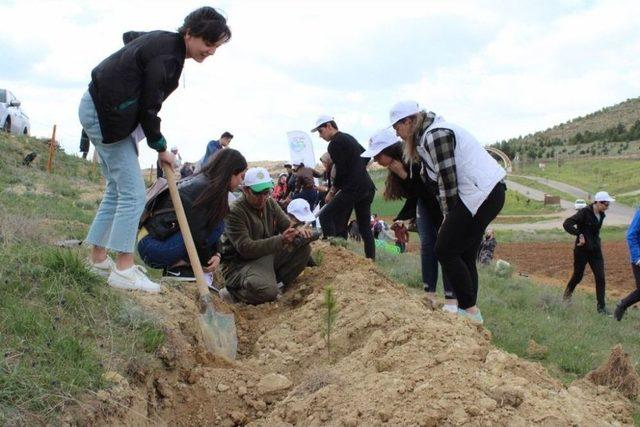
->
[518,158,640,207]
[369,168,557,219]
[0,134,164,424]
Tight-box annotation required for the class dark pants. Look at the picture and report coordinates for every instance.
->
[223,244,311,305]
[292,188,319,211]
[564,247,607,309]
[320,189,375,259]
[435,183,506,310]
[618,263,640,310]
[417,198,455,299]
[396,242,406,253]
[137,223,224,269]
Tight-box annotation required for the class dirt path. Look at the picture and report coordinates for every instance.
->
[64,244,634,426]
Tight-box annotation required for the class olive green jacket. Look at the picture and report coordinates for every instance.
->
[220,194,291,272]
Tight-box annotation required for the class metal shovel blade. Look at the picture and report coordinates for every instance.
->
[199,293,238,360]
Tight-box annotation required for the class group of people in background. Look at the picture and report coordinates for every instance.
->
[77,5,640,325]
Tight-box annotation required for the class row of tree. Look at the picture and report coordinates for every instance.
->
[490,120,640,160]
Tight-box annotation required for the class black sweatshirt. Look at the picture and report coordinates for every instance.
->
[327,131,375,194]
[563,204,605,251]
[88,30,186,151]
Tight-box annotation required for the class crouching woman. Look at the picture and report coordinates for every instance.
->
[137,149,247,280]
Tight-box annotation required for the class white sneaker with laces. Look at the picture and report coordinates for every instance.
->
[108,265,161,293]
[87,256,115,278]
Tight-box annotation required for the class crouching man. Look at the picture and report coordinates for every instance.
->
[219,167,312,304]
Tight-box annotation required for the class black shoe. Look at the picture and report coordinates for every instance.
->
[597,306,612,316]
[162,265,195,282]
[614,302,626,321]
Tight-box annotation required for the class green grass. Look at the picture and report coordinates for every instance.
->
[369,168,560,219]
[0,245,164,424]
[345,239,640,387]
[508,175,577,202]
[0,133,165,424]
[518,158,640,207]
[494,225,629,244]
[499,190,562,215]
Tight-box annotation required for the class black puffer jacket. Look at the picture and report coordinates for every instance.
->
[88,30,186,151]
[563,204,605,251]
[145,174,219,265]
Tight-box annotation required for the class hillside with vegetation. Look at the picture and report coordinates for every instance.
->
[491,96,640,161]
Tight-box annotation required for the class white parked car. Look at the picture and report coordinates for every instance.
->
[0,89,31,135]
[574,199,587,210]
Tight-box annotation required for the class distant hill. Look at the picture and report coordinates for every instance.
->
[492,97,640,161]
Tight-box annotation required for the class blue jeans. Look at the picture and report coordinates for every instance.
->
[138,222,225,269]
[416,198,455,298]
[78,91,146,253]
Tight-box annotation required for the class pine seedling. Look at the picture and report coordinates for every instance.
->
[321,285,338,356]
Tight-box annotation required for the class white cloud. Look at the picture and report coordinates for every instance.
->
[0,0,639,168]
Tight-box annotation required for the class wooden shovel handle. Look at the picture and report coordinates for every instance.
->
[162,164,209,299]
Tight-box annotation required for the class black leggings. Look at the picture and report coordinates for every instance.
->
[320,189,375,259]
[435,183,506,310]
[617,264,640,310]
[564,248,606,309]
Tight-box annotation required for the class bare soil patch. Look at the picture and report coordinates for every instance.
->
[496,241,635,299]
[64,244,634,426]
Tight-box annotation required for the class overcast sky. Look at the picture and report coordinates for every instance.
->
[1,0,639,167]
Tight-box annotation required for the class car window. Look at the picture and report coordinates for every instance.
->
[0,89,5,103]
[8,91,15,103]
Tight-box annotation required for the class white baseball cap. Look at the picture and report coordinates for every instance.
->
[170,145,178,152]
[287,198,316,222]
[594,191,615,203]
[361,128,399,158]
[311,115,334,132]
[389,100,421,127]
[243,167,274,192]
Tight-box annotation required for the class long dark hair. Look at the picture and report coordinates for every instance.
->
[381,142,409,201]
[194,148,247,228]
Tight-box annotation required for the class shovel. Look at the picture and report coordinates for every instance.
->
[162,164,237,360]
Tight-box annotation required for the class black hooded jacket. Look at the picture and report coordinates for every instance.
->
[563,204,605,251]
[88,30,186,151]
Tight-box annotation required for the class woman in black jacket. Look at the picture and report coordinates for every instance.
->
[79,7,231,292]
[138,149,247,280]
[562,192,615,314]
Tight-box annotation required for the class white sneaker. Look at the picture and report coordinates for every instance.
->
[442,304,458,314]
[108,265,161,293]
[87,256,115,278]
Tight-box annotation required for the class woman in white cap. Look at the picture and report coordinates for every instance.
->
[389,101,506,324]
[363,128,457,313]
[562,191,615,314]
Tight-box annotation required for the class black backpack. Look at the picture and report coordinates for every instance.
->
[139,177,179,240]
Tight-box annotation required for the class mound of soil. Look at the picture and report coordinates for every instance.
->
[66,244,634,426]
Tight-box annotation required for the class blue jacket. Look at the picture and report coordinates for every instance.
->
[627,209,640,263]
[201,140,222,167]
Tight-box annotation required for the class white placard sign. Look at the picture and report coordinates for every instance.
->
[287,130,316,168]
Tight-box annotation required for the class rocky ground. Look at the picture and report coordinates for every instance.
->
[64,244,635,426]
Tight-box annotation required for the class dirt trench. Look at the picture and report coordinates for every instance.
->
[64,243,634,426]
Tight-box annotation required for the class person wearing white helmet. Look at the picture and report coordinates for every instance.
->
[219,167,313,305]
[363,128,457,313]
[563,191,615,314]
[312,115,376,260]
[389,100,506,324]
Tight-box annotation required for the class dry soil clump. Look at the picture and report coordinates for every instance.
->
[67,243,634,426]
